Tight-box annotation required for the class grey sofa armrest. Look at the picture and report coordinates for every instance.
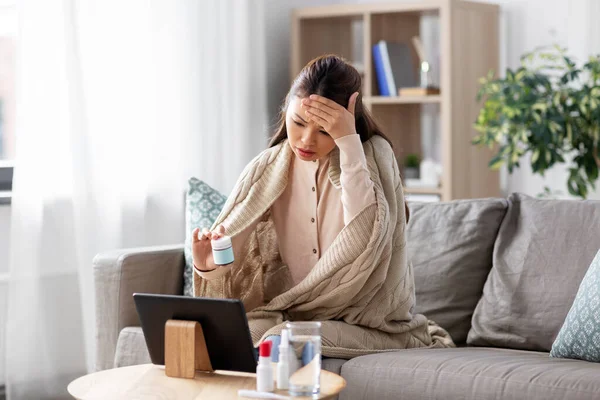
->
[93,244,185,371]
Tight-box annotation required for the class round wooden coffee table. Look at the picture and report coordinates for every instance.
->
[68,363,346,399]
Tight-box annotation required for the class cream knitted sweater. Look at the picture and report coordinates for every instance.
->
[193,135,455,358]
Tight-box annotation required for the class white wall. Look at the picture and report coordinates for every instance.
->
[263,0,350,129]
[0,205,9,385]
[264,0,600,199]
[0,206,8,273]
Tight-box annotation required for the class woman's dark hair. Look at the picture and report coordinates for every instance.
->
[268,54,409,223]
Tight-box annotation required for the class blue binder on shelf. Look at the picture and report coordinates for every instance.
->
[373,40,417,97]
[372,42,390,96]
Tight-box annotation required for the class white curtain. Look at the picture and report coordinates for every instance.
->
[6,0,266,398]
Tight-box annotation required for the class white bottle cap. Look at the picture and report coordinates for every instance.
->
[211,235,232,250]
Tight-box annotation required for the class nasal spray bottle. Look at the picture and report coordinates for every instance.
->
[257,340,274,392]
[276,329,290,390]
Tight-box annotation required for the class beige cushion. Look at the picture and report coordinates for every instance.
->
[339,347,600,400]
[407,198,508,343]
[468,193,600,351]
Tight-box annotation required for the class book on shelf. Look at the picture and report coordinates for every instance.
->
[372,40,417,97]
[398,87,440,97]
[372,42,390,96]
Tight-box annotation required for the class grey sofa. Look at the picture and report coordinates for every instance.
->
[94,193,600,399]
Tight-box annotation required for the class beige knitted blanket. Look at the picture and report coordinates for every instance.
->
[194,135,455,358]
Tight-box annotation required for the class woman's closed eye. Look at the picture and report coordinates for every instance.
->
[292,119,329,136]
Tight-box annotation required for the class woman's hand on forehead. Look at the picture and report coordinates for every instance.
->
[301,92,359,140]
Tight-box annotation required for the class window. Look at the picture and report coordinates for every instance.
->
[0,1,16,205]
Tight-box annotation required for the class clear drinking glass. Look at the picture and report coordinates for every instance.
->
[285,321,322,396]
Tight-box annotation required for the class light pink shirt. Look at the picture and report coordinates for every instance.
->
[197,134,376,285]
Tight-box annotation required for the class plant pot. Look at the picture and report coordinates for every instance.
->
[404,167,419,180]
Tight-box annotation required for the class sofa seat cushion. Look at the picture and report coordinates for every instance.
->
[322,358,347,375]
[114,327,151,368]
[113,326,347,374]
[339,347,600,400]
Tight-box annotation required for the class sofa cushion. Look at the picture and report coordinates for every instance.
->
[338,347,600,400]
[468,193,600,352]
[322,358,347,376]
[183,178,227,297]
[407,198,508,344]
[114,327,151,368]
[551,248,600,362]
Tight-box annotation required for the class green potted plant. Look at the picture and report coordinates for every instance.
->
[403,153,421,179]
[472,45,600,198]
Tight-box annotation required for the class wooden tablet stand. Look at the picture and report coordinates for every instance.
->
[164,319,214,378]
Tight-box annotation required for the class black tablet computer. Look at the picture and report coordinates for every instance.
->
[133,293,258,373]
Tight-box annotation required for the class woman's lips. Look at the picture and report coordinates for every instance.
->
[297,147,315,157]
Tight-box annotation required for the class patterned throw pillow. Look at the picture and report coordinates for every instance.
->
[550,249,600,362]
[183,178,227,297]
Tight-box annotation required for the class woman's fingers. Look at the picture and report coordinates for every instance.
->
[303,105,333,125]
[200,228,211,240]
[301,98,335,118]
[212,226,225,240]
[301,93,358,140]
[307,94,341,113]
[305,109,329,128]
[196,225,226,241]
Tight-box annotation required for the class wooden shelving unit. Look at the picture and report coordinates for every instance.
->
[291,0,500,201]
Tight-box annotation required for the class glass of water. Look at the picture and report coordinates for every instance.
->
[285,321,322,396]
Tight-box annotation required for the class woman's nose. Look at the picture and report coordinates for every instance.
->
[301,129,316,145]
